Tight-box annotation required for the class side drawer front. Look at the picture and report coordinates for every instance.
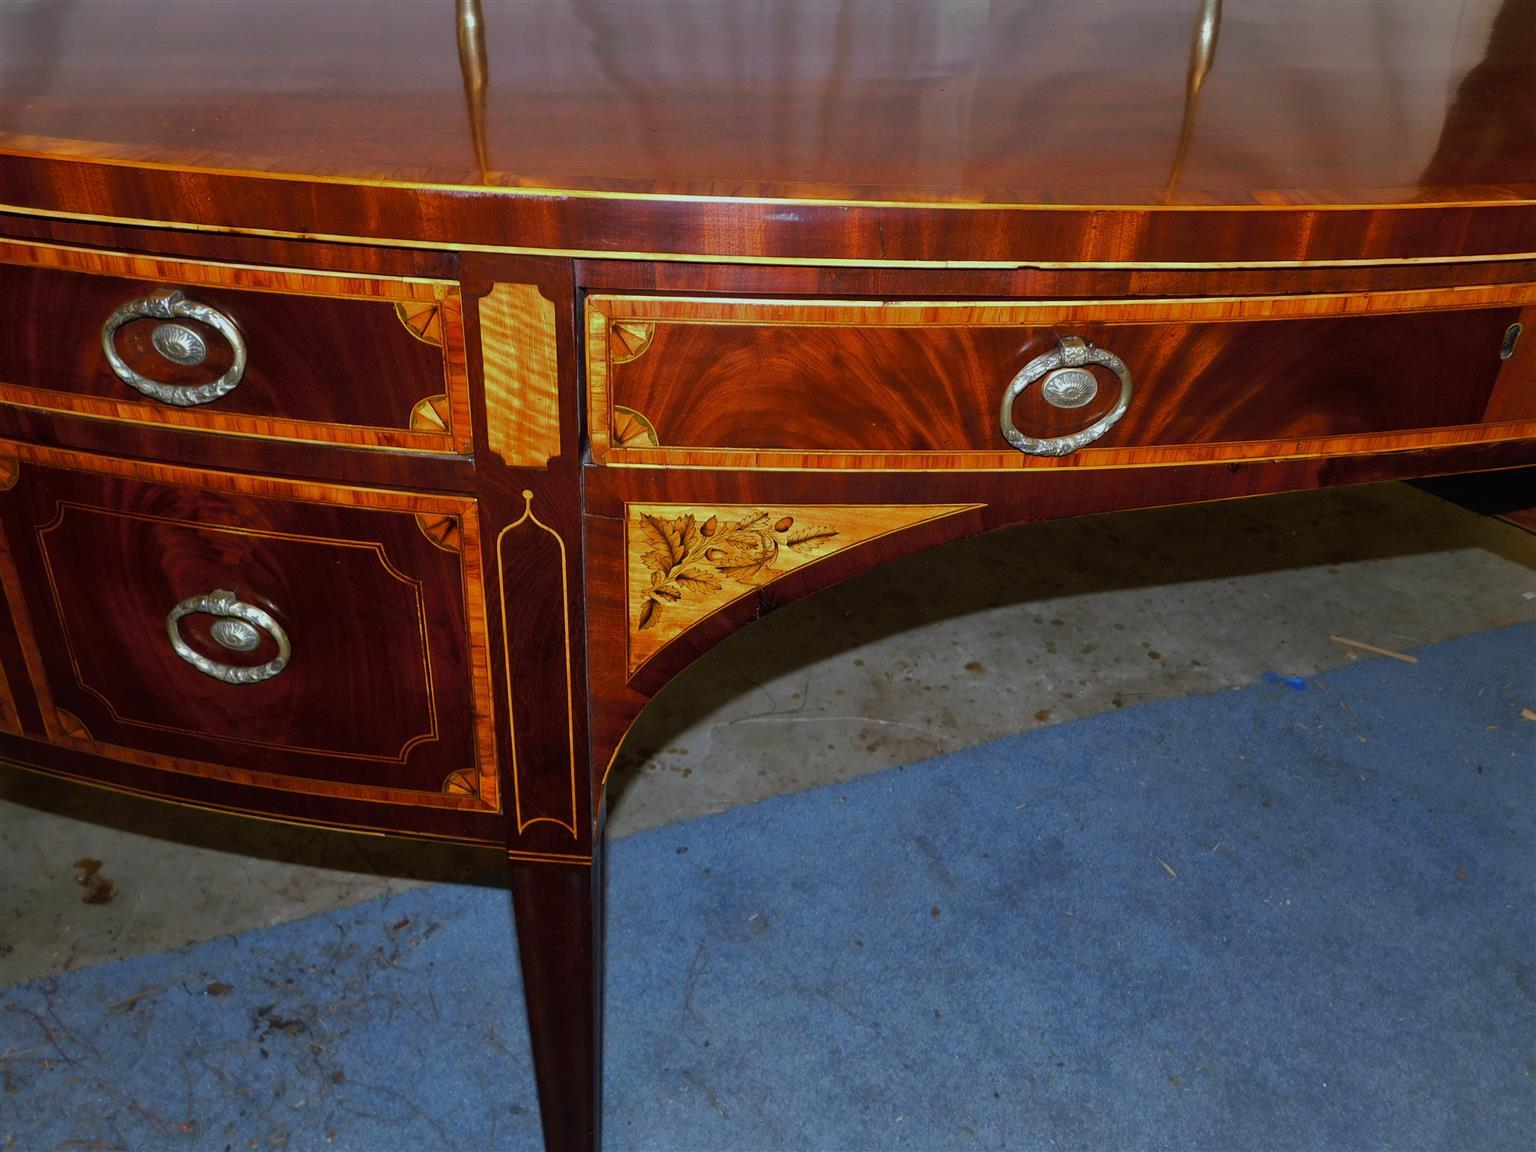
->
[588,291,1536,469]
[0,241,471,454]
[0,447,496,812]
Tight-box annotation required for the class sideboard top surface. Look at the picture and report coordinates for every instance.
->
[2,0,1534,264]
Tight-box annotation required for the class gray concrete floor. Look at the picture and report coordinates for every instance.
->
[3,482,1534,988]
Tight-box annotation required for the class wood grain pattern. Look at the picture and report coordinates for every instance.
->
[0,440,499,812]
[0,438,476,515]
[626,503,981,675]
[3,2,1536,266]
[509,858,603,1152]
[499,491,579,837]
[0,403,477,496]
[0,733,509,844]
[4,0,1527,206]
[3,13,1536,1143]
[479,283,562,468]
[594,285,1536,327]
[0,239,473,454]
[577,257,1536,303]
[592,423,1536,475]
[590,290,1535,470]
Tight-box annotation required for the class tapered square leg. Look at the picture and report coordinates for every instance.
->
[509,851,603,1152]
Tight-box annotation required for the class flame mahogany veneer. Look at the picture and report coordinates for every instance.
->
[3,3,1536,1149]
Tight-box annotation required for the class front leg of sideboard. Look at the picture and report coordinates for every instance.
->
[491,474,602,1152]
[466,260,603,1152]
[483,474,604,1152]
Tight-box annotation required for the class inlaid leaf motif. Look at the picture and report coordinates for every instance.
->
[716,556,776,585]
[639,513,699,573]
[786,525,838,554]
[675,567,724,594]
[635,507,843,631]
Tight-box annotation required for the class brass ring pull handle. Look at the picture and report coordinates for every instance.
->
[999,336,1133,457]
[101,288,247,407]
[166,589,290,684]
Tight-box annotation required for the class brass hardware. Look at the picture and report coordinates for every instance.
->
[1501,322,1523,360]
[1000,337,1133,456]
[102,288,247,407]
[1040,367,1100,409]
[1164,0,1222,200]
[149,322,208,366]
[210,618,262,652]
[456,0,490,179]
[166,589,290,684]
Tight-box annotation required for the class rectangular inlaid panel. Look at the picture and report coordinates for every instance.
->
[588,288,1536,470]
[0,443,498,812]
[0,239,472,455]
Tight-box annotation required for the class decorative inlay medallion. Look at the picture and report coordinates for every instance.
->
[442,769,478,797]
[56,709,93,742]
[612,406,660,449]
[609,320,655,364]
[626,503,983,673]
[395,301,445,346]
[415,513,462,552]
[410,394,451,434]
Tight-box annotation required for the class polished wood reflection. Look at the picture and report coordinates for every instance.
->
[3,2,1535,264]
[3,7,1536,1151]
[2,0,1530,206]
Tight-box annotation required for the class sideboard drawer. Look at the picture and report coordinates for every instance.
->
[0,445,497,812]
[587,291,1536,469]
[0,240,473,455]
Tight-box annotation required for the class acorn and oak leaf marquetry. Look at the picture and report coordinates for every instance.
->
[625,503,983,673]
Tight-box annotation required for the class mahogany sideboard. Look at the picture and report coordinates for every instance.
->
[2,1,1535,1148]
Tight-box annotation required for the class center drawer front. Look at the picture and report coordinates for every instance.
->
[587,290,1536,468]
[0,447,497,811]
[0,240,472,454]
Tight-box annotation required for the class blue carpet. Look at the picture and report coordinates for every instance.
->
[3,625,1534,1151]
